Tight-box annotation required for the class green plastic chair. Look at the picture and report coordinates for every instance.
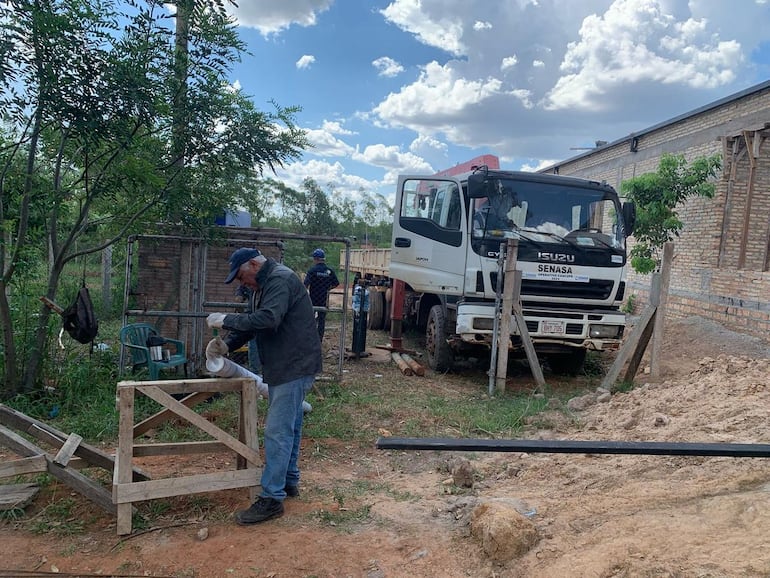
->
[119,323,188,380]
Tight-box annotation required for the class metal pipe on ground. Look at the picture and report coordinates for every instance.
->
[375,437,770,458]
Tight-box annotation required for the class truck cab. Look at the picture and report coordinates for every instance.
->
[390,167,636,373]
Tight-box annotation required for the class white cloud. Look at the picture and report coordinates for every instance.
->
[322,120,356,136]
[519,159,559,172]
[296,55,316,69]
[501,55,518,71]
[473,21,492,31]
[304,128,355,157]
[374,61,506,122]
[380,0,467,56]
[229,0,333,36]
[352,144,434,175]
[372,56,405,78]
[409,134,449,157]
[275,159,380,198]
[545,0,742,110]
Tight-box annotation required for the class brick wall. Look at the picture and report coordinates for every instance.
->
[547,82,770,343]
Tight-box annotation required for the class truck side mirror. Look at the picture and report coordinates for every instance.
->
[622,202,636,236]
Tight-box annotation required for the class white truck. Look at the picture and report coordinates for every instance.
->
[347,165,636,374]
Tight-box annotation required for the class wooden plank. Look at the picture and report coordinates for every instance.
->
[620,311,656,384]
[133,391,215,437]
[115,386,135,535]
[601,306,657,390]
[118,377,252,395]
[495,240,517,393]
[53,433,83,466]
[0,455,47,478]
[114,468,260,503]
[137,386,261,466]
[0,483,39,510]
[0,404,149,482]
[241,380,260,502]
[650,244,673,380]
[133,441,229,457]
[0,425,116,515]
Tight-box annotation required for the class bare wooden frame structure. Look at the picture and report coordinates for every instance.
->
[113,377,261,535]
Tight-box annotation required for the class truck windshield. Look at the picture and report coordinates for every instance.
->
[471,177,626,251]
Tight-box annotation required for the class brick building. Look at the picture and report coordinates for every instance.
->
[541,80,770,341]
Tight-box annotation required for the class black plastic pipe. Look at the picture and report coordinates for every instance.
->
[375,437,770,458]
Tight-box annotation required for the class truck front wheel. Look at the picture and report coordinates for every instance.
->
[426,305,454,372]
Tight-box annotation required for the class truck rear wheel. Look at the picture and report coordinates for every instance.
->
[547,349,586,376]
[426,305,454,372]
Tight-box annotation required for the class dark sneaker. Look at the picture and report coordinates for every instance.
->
[235,497,284,525]
[285,485,299,498]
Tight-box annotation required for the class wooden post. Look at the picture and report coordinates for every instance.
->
[650,242,673,380]
[115,386,135,535]
[494,241,517,393]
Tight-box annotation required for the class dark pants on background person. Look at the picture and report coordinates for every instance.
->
[315,308,327,338]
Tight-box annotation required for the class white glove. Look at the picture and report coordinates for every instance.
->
[206,337,228,358]
[207,313,226,328]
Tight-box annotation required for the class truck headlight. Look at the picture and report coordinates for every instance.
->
[589,324,621,339]
[473,318,495,330]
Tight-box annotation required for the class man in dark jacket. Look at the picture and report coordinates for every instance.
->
[303,248,339,339]
[206,248,322,525]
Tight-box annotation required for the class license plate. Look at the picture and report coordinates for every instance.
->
[541,320,565,334]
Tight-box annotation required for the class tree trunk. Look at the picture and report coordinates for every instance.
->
[22,261,64,393]
[0,281,19,398]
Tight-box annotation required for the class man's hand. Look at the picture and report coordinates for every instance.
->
[206,313,226,328]
[206,337,228,358]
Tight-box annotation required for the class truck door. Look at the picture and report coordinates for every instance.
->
[390,176,467,295]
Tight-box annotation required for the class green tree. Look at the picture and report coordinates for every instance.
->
[0,0,307,395]
[621,153,721,274]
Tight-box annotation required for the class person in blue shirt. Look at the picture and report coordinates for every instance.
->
[303,249,340,339]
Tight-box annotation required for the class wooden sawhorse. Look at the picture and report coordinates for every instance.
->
[113,377,261,535]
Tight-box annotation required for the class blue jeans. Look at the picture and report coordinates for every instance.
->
[260,375,314,500]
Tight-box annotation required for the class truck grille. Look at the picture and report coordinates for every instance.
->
[489,273,614,300]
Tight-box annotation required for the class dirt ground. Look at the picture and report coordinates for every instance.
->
[3,315,770,577]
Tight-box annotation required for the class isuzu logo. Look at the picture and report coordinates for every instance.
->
[538,252,575,263]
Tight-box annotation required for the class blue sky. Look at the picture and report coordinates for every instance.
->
[222,0,770,205]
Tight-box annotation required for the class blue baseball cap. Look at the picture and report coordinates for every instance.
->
[225,248,261,284]
[312,248,325,259]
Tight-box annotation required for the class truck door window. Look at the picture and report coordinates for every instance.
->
[401,180,461,231]
[399,178,463,247]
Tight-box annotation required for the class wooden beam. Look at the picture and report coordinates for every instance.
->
[53,433,83,467]
[601,305,657,390]
[0,455,47,479]
[137,386,261,466]
[133,391,215,437]
[0,483,39,511]
[133,441,228,457]
[114,469,259,504]
[0,425,116,515]
[0,404,149,482]
[650,243,673,380]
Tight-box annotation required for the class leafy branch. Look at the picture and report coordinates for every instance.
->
[621,153,721,274]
